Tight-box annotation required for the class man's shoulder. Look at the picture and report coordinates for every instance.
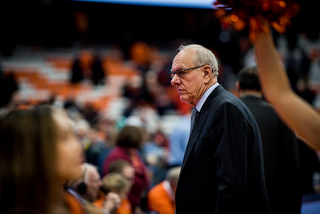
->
[241,96,279,117]
[211,89,247,111]
[204,86,259,123]
[241,95,271,107]
[206,85,237,106]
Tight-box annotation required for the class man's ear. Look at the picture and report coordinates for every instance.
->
[203,65,211,83]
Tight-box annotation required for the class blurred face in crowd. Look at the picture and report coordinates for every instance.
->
[171,49,212,107]
[85,168,102,200]
[122,165,135,186]
[119,187,130,200]
[54,110,83,182]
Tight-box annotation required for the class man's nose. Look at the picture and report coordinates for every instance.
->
[171,74,180,85]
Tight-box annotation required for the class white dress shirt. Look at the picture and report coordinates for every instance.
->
[195,82,219,112]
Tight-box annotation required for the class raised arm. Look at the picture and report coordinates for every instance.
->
[254,30,320,150]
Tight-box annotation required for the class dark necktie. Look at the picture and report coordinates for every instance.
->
[190,108,198,134]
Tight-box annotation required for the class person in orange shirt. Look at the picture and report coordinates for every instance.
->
[95,172,132,214]
[147,167,181,214]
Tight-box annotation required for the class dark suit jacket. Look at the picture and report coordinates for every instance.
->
[175,85,271,214]
[240,95,302,214]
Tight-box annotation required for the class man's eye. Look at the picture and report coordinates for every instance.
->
[179,71,187,76]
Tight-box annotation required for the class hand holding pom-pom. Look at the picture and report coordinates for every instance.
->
[214,0,300,42]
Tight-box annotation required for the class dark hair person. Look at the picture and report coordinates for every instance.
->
[0,107,83,214]
[116,125,144,149]
[102,125,149,213]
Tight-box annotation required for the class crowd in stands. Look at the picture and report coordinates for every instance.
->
[1,21,320,213]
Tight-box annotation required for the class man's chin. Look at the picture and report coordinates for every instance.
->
[180,97,191,106]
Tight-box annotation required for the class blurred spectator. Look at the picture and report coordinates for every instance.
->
[295,79,316,106]
[309,48,320,88]
[156,63,172,88]
[147,167,181,214]
[0,107,84,213]
[129,100,159,134]
[153,89,175,116]
[67,163,121,213]
[81,104,99,126]
[286,54,301,93]
[167,108,191,167]
[122,75,150,118]
[102,125,149,213]
[70,54,84,84]
[84,129,105,166]
[70,50,106,86]
[93,115,118,175]
[95,173,132,214]
[146,60,175,115]
[67,163,103,203]
[94,115,118,147]
[74,118,91,141]
[0,72,19,110]
[130,42,152,76]
[143,130,168,160]
[236,66,302,214]
[108,160,135,186]
[104,160,136,214]
[72,117,103,166]
[91,53,107,86]
[298,141,320,194]
[142,130,169,186]
[314,151,320,193]
[63,98,83,121]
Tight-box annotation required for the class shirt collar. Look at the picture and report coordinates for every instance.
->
[162,180,175,201]
[195,82,219,112]
[67,188,87,204]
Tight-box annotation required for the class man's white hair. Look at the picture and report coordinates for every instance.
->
[178,44,219,76]
[83,163,99,183]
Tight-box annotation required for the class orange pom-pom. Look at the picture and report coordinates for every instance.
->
[214,0,300,42]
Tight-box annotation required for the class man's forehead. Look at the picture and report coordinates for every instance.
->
[88,171,100,181]
[172,50,195,69]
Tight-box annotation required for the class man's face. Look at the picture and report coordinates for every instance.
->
[86,170,102,200]
[171,49,205,107]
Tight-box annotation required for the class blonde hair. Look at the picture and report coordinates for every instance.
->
[102,173,131,194]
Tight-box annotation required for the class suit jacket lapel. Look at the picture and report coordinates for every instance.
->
[180,85,224,171]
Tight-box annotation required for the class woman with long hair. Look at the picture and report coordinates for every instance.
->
[0,107,84,213]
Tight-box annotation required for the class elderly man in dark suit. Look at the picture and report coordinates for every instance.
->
[236,66,302,214]
[170,44,271,214]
